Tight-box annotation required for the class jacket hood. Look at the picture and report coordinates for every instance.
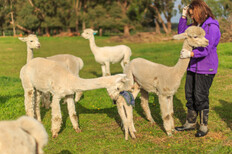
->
[202,17,220,28]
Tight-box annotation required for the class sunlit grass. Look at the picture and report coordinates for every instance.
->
[0,36,231,153]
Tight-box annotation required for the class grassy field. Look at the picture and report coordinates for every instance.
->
[0,36,231,153]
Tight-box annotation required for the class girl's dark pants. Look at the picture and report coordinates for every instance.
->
[185,71,215,111]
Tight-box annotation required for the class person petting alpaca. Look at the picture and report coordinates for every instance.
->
[175,0,221,137]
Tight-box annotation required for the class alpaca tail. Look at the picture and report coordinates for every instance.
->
[17,116,48,154]
[77,57,84,70]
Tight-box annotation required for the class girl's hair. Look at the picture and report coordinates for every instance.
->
[188,0,215,25]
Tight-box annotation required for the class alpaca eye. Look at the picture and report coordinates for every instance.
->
[30,40,33,42]
[194,36,198,38]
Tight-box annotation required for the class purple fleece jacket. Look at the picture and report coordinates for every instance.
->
[178,17,221,74]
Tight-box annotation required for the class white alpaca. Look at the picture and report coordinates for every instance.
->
[108,82,140,140]
[20,57,129,138]
[19,35,84,109]
[0,116,48,154]
[81,28,132,76]
[124,26,209,136]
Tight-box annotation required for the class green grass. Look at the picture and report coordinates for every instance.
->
[0,36,231,153]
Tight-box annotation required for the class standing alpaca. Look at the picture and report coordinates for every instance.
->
[0,116,48,154]
[124,26,209,136]
[81,28,132,76]
[20,57,129,138]
[19,35,84,108]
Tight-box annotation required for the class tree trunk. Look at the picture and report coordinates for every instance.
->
[99,28,103,36]
[155,19,160,34]
[75,20,79,34]
[82,21,86,30]
[150,4,168,34]
[10,12,16,36]
[38,26,41,36]
[10,22,32,34]
[123,25,130,36]
[46,27,50,36]
[167,20,172,34]
[68,27,72,33]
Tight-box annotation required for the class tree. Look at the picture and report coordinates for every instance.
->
[0,1,10,36]
[161,0,177,33]
[150,0,168,34]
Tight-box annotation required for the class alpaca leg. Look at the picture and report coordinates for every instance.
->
[24,89,35,118]
[168,96,175,132]
[116,97,135,140]
[105,61,111,76]
[123,99,136,137]
[120,60,125,71]
[65,95,81,133]
[101,65,106,76]
[140,89,155,123]
[132,82,140,98]
[35,90,42,122]
[51,95,62,138]
[116,98,129,140]
[74,91,83,102]
[158,95,173,136]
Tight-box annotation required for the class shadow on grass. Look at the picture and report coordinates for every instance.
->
[57,99,121,134]
[90,71,102,77]
[59,150,72,154]
[90,71,124,77]
[214,99,232,130]
[134,94,186,133]
[0,94,23,104]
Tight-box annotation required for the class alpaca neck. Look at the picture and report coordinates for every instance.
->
[27,46,34,63]
[71,76,116,92]
[89,36,98,55]
[174,40,193,78]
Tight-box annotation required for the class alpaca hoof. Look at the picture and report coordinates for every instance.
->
[75,129,82,133]
[131,135,136,139]
[52,133,58,138]
[149,120,156,126]
[130,132,136,139]
[167,132,173,137]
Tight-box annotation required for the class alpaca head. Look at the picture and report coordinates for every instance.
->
[106,74,130,101]
[81,28,98,39]
[173,26,209,48]
[18,34,41,49]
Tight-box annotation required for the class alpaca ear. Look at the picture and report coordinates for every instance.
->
[173,33,187,40]
[18,37,27,42]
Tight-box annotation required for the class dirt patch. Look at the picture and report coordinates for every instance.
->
[54,32,80,37]
[109,32,173,43]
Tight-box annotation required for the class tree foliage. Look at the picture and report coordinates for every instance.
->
[0,0,230,36]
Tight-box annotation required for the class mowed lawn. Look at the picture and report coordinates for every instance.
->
[0,36,231,153]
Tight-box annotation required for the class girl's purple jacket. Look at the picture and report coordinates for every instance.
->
[178,17,221,74]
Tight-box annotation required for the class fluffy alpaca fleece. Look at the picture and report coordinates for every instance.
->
[81,28,132,76]
[124,26,209,136]
[20,57,129,138]
[0,116,48,154]
[108,82,140,140]
[19,34,84,108]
